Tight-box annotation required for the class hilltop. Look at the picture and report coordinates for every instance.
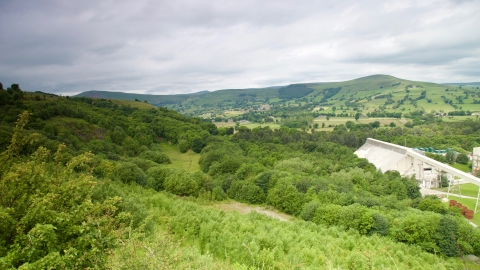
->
[75,75,480,122]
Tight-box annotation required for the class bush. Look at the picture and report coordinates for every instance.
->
[164,169,198,196]
[446,151,455,164]
[300,200,319,221]
[113,162,147,186]
[267,181,303,215]
[435,216,459,257]
[227,180,266,204]
[369,212,390,236]
[139,150,171,164]
[456,153,469,165]
[191,137,204,153]
[212,186,227,201]
[417,196,447,214]
[146,166,172,191]
[127,157,159,172]
[178,139,190,153]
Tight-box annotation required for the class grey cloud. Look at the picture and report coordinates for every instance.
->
[1,0,479,95]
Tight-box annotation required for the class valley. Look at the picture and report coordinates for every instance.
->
[77,75,480,131]
[1,82,480,268]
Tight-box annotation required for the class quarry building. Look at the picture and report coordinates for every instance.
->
[473,147,480,176]
[355,138,480,189]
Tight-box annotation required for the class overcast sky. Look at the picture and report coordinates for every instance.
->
[1,0,479,95]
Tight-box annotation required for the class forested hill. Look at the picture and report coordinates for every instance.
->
[2,83,480,269]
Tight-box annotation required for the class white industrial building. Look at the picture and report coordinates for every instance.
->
[473,147,480,176]
[355,138,480,189]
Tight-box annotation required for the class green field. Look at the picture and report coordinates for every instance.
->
[437,183,480,198]
[158,143,200,172]
[312,117,407,131]
[451,162,472,173]
[444,195,480,225]
[434,184,480,226]
[215,122,281,130]
[441,115,479,122]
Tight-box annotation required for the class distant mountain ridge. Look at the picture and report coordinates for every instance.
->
[75,74,419,103]
[74,75,479,117]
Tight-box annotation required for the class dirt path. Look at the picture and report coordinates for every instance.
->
[212,202,291,222]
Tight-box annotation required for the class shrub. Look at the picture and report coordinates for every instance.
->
[146,166,172,191]
[113,162,147,186]
[164,169,198,196]
[300,200,320,221]
[178,139,190,153]
[456,153,469,165]
[127,157,159,172]
[212,186,227,201]
[139,150,171,164]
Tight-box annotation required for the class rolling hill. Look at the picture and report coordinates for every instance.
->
[75,75,480,120]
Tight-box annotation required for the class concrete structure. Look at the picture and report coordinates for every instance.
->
[473,147,480,176]
[355,138,480,188]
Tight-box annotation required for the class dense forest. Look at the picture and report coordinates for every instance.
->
[1,83,480,269]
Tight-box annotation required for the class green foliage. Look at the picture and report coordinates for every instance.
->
[390,212,441,253]
[146,166,171,191]
[446,150,456,164]
[435,216,459,257]
[164,169,199,196]
[139,150,171,164]
[278,84,313,99]
[227,180,266,204]
[212,186,228,201]
[225,127,234,135]
[126,157,159,172]
[0,113,127,268]
[267,180,303,215]
[3,83,480,267]
[178,139,190,153]
[300,200,319,221]
[426,152,447,163]
[191,137,204,153]
[417,196,448,214]
[456,153,469,164]
[369,212,390,236]
[113,162,147,186]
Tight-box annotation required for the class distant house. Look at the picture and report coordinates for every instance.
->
[259,104,271,111]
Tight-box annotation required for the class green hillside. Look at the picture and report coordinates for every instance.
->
[2,83,480,268]
[76,75,480,124]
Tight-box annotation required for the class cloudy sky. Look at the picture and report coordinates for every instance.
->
[1,0,479,95]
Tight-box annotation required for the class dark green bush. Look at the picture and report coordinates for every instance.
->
[113,162,147,186]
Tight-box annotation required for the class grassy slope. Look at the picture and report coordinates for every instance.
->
[107,185,476,270]
[451,162,472,173]
[159,143,201,172]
